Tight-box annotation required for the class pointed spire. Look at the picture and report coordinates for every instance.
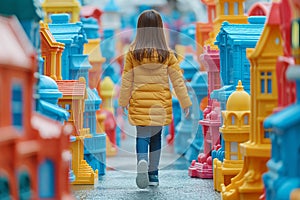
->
[236,80,244,91]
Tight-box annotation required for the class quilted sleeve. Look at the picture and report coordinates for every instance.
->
[118,52,134,107]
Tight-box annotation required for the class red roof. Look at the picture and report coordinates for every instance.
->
[0,16,36,69]
[248,2,271,16]
[80,6,103,19]
[56,80,86,97]
[266,2,281,25]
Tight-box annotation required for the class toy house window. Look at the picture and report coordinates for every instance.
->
[65,104,70,110]
[39,159,54,198]
[291,20,299,49]
[230,142,238,160]
[243,115,249,125]
[12,83,23,131]
[264,128,271,139]
[224,2,229,15]
[260,72,272,94]
[230,115,236,125]
[0,176,10,199]
[18,171,31,199]
[234,2,239,15]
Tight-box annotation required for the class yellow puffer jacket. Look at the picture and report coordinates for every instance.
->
[118,51,192,126]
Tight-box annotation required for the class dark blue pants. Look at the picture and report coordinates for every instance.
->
[136,126,162,176]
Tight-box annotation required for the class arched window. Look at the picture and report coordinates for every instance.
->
[39,160,55,198]
[230,115,236,125]
[18,171,32,200]
[243,115,249,125]
[234,2,239,15]
[12,82,23,131]
[224,2,229,15]
[0,176,10,199]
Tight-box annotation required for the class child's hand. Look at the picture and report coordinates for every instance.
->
[122,106,128,116]
[184,107,190,118]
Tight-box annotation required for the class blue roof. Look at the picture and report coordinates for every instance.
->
[48,14,88,45]
[210,85,235,101]
[264,103,300,130]
[215,21,264,46]
[39,100,69,120]
[86,87,102,105]
[38,75,62,99]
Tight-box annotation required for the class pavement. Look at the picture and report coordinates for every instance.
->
[72,122,221,200]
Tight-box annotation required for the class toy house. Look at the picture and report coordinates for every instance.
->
[195,0,216,61]
[214,81,250,192]
[42,0,80,23]
[0,15,73,199]
[40,22,65,80]
[47,13,106,180]
[263,0,300,199]
[56,79,98,184]
[221,3,283,199]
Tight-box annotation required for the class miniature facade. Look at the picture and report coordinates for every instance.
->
[214,81,250,192]
[263,0,300,199]
[221,3,283,199]
[195,0,215,60]
[57,79,98,184]
[40,22,64,80]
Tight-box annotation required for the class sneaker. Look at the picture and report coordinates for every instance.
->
[148,175,159,186]
[136,160,149,189]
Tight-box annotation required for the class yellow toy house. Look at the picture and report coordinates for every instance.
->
[42,0,80,23]
[205,0,248,47]
[214,81,250,192]
[57,79,98,185]
[221,2,283,199]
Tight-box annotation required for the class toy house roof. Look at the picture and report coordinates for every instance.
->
[80,6,103,19]
[0,16,36,69]
[264,104,300,130]
[40,22,64,49]
[247,2,283,59]
[39,100,69,120]
[248,2,272,16]
[48,14,88,45]
[0,0,42,21]
[215,19,265,45]
[56,80,86,97]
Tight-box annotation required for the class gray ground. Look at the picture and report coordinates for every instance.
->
[72,123,221,200]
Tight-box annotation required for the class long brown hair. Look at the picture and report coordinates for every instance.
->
[131,9,169,63]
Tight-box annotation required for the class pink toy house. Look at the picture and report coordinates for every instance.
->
[189,46,221,178]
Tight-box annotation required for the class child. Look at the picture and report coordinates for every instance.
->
[118,9,192,189]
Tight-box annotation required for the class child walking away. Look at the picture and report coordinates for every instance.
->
[118,9,192,189]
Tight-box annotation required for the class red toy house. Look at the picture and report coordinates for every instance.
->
[0,16,74,199]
